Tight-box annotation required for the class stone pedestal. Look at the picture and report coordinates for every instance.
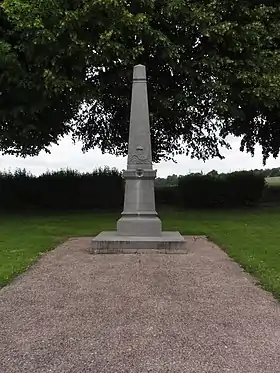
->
[91,64,186,253]
[117,169,162,236]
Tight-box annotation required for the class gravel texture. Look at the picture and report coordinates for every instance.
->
[1,236,280,373]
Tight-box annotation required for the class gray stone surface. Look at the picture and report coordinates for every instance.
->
[117,64,161,237]
[91,231,186,253]
[1,236,280,373]
[117,213,162,237]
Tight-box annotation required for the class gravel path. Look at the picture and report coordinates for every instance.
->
[1,236,280,373]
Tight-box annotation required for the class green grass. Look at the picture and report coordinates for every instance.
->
[266,176,280,186]
[1,209,280,300]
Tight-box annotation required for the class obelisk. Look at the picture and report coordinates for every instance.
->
[91,65,186,253]
[116,64,162,236]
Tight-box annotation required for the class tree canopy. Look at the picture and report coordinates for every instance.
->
[1,0,280,162]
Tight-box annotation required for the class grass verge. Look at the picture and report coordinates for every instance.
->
[0,209,280,300]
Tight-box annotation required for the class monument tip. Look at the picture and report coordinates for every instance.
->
[133,64,146,80]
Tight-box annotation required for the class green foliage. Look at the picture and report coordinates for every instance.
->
[0,168,267,210]
[267,168,280,177]
[0,167,123,210]
[178,171,265,208]
[262,185,280,205]
[155,186,178,206]
[1,1,280,162]
[155,174,179,187]
[226,171,266,206]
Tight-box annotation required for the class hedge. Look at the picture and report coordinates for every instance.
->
[262,185,280,205]
[155,186,179,206]
[0,168,266,211]
[0,168,123,211]
[178,171,265,208]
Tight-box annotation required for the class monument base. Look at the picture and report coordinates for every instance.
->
[117,215,162,237]
[90,231,186,254]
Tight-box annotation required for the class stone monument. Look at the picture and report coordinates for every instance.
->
[91,64,186,253]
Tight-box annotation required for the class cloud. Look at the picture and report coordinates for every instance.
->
[0,135,279,177]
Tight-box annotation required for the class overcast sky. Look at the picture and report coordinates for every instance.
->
[0,135,279,177]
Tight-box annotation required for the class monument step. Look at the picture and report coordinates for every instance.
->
[91,231,187,254]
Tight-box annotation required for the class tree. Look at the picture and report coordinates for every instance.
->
[207,170,219,177]
[269,168,280,177]
[1,0,280,162]
[166,174,178,186]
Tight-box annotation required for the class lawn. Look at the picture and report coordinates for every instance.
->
[1,209,280,300]
[266,176,280,186]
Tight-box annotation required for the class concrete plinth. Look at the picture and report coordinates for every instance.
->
[117,216,162,237]
[91,231,186,254]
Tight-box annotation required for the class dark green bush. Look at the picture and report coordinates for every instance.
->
[178,171,265,208]
[0,168,266,211]
[0,167,123,211]
[225,171,265,207]
[155,186,178,206]
[178,175,226,208]
[262,185,280,205]
[0,169,36,209]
